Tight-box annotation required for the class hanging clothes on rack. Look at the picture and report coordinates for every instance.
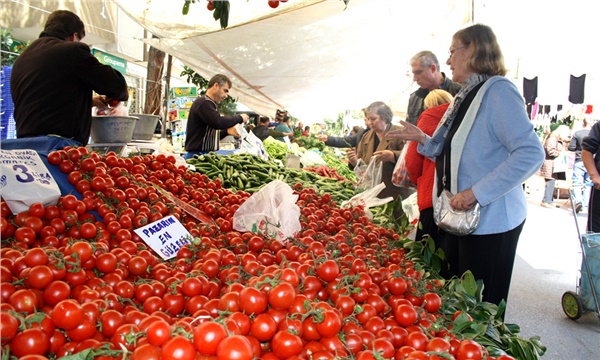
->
[569,74,586,104]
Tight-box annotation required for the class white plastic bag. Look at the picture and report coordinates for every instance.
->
[392,142,416,189]
[401,191,420,223]
[234,123,249,140]
[232,180,301,243]
[0,149,61,214]
[354,156,382,191]
[240,131,269,160]
[341,182,393,219]
[110,102,129,116]
[299,150,327,167]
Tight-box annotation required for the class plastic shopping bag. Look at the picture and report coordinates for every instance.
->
[0,149,61,214]
[354,156,382,191]
[401,191,420,224]
[391,142,416,189]
[240,131,269,160]
[232,180,301,243]
[341,182,393,219]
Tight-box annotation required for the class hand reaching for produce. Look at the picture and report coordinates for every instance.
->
[227,126,241,137]
[386,121,427,145]
[317,134,328,142]
[240,113,249,124]
[92,95,109,108]
[346,148,358,165]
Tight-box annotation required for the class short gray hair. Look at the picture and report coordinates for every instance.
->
[410,50,440,70]
[366,101,393,124]
[208,74,232,88]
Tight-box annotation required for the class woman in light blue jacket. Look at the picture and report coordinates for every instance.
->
[388,24,544,308]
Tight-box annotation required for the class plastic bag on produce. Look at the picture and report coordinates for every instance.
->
[110,102,129,116]
[392,142,416,189]
[233,180,301,243]
[401,191,420,224]
[0,149,61,214]
[299,150,327,167]
[341,182,393,219]
[354,156,382,191]
[240,131,269,160]
[234,123,249,140]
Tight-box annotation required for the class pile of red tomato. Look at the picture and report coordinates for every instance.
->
[0,146,515,360]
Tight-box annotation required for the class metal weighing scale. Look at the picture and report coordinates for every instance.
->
[86,140,160,157]
[127,139,160,155]
[86,143,129,156]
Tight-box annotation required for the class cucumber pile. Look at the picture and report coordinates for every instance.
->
[186,152,357,203]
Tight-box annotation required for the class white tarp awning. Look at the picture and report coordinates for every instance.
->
[4,0,599,121]
[114,0,472,120]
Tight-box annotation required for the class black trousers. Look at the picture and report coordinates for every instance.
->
[443,220,525,308]
[587,188,600,232]
[416,207,451,279]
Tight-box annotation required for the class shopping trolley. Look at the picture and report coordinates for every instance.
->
[561,187,600,320]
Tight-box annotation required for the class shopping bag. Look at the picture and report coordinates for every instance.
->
[391,142,416,189]
[0,149,61,214]
[234,123,249,140]
[240,131,269,160]
[354,156,382,191]
[401,191,420,223]
[232,180,301,243]
[341,182,393,219]
[553,151,568,173]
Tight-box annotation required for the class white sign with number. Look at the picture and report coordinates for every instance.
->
[0,149,61,214]
[134,215,193,260]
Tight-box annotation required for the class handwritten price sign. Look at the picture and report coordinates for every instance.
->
[134,215,193,260]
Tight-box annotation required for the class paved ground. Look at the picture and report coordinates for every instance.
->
[504,178,600,359]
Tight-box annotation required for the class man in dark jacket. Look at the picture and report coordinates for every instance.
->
[252,116,292,141]
[184,74,249,158]
[10,10,129,146]
[406,51,461,125]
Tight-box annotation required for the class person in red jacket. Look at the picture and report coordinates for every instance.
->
[405,89,453,277]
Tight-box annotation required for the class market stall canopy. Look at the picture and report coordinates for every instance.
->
[4,0,599,122]
[113,0,472,121]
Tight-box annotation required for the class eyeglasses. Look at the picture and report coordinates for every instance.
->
[448,46,466,57]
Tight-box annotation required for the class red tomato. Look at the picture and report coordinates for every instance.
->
[99,309,126,338]
[0,311,19,344]
[160,335,196,360]
[27,265,54,289]
[316,259,340,282]
[250,313,277,342]
[10,328,50,357]
[422,292,442,313]
[146,319,172,347]
[456,339,483,360]
[8,289,39,314]
[238,287,268,315]
[394,304,418,327]
[51,299,84,330]
[268,282,296,310]
[270,330,303,358]
[193,321,227,355]
[316,310,342,338]
[216,334,254,360]
[131,343,162,360]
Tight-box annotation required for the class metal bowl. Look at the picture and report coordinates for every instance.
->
[129,113,161,141]
[90,116,138,144]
